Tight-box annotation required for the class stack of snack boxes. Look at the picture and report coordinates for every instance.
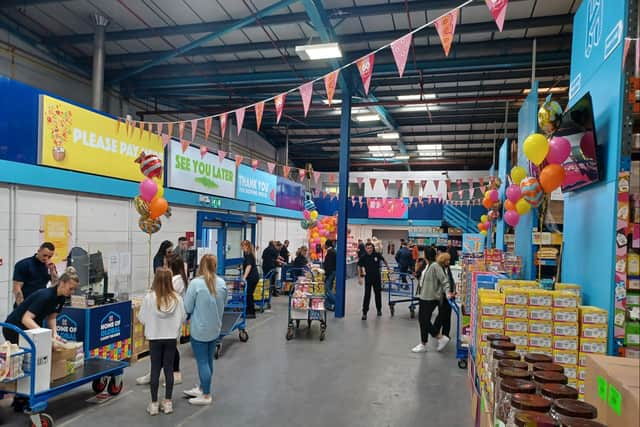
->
[501,281,538,358]
[476,289,505,406]
[551,291,581,392]
[253,278,270,301]
[578,306,608,399]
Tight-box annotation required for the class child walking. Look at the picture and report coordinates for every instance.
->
[138,267,186,415]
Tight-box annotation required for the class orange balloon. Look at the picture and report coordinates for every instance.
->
[477,222,485,231]
[504,199,516,211]
[539,164,566,193]
[482,198,493,209]
[149,197,168,219]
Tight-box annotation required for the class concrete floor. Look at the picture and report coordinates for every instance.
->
[0,279,471,427]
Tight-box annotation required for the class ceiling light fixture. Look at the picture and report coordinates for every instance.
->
[368,145,393,151]
[523,87,568,94]
[400,105,442,112]
[295,42,342,60]
[397,94,437,101]
[394,154,410,160]
[377,132,400,140]
[417,144,443,151]
[322,99,342,105]
[355,114,380,122]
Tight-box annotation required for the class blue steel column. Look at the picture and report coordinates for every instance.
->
[335,78,352,318]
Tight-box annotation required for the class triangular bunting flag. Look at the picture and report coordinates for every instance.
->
[299,82,313,117]
[161,134,170,148]
[468,188,475,198]
[395,179,403,192]
[255,102,265,131]
[115,118,121,134]
[382,179,389,191]
[420,180,428,192]
[456,178,462,187]
[356,54,375,95]
[485,0,508,32]
[235,154,243,169]
[179,121,185,141]
[479,177,485,186]
[204,117,212,142]
[623,38,632,68]
[200,145,207,159]
[369,178,377,190]
[156,122,164,136]
[313,171,321,184]
[324,70,339,106]
[167,122,174,139]
[434,179,440,192]
[282,165,291,178]
[181,140,189,153]
[351,196,356,207]
[408,180,415,194]
[267,162,276,174]
[220,113,228,139]
[458,190,464,199]
[274,93,286,124]
[191,119,198,142]
[328,173,336,185]
[357,176,364,188]
[435,9,459,57]
[298,168,306,182]
[251,159,259,171]
[138,121,144,139]
[447,192,453,200]
[390,33,412,78]
[218,150,227,163]
[468,178,474,187]
[235,108,245,136]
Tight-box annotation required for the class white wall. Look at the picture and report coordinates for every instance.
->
[256,216,307,266]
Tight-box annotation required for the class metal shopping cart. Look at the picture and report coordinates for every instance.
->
[214,276,249,359]
[386,271,418,318]
[448,298,468,369]
[0,323,127,427]
[285,269,326,341]
[254,269,276,313]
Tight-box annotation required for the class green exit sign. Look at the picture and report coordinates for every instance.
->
[199,195,222,209]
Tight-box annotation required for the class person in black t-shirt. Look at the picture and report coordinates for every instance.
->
[4,267,79,344]
[242,241,260,319]
[357,242,389,320]
[261,241,283,296]
[12,242,57,306]
[280,240,290,264]
[323,240,337,311]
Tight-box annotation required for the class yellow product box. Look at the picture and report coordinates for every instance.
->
[579,338,607,355]
[528,290,553,307]
[579,324,608,340]
[567,378,578,389]
[578,306,608,325]
[553,336,579,351]
[504,288,530,306]
[561,364,578,379]
[577,380,585,396]
[628,252,639,276]
[496,279,537,293]
[553,350,579,366]
[481,302,505,317]
[528,307,553,321]
[504,305,529,319]
[505,333,528,348]
[515,347,529,358]
[552,291,580,308]
[504,318,528,334]
[552,322,579,337]
[553,308,579,323]
[555,283,582,301]
[480,316,504,331]
[529,320,553,335]
[578,367,587,381]
[528,333,553,349]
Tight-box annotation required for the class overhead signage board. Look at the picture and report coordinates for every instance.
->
[236,164,277,205]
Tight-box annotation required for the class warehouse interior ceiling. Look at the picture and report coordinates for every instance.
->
[0,0,575,171]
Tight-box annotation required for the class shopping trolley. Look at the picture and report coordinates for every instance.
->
[448,298,468,369]
[386,271,418,318]
[214,276,249,359]
[254,269,276,312]
[285,269,326,341]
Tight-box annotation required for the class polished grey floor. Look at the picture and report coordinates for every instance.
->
[0,279,471,427]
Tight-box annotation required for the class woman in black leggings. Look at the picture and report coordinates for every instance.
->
[242,240,260,319]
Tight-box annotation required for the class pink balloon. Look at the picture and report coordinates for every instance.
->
[139,178,158,202]
[547,136,571,164]
[483,221,491,230]
[303,210,311,220]
[505,184,521,203]
[504,210,520,227]
[489,189,499,203]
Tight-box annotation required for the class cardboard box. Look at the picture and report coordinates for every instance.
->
[581,324,609,340]
[580,338,608,355]
[505,332,528,348]
[553,336,579,351]
[481,302,504,317]
[554,349,579,366]
[504,288,529,305]
[528,333,553,349]
[17,328,51,394]
[528,307,553,321]
[529,290,553,307]
[553,291,580,308]
[579,306,608,325]
[553,322,579,337]
[480,316,504,331]
[554,307,579,323]
[50,343,82,382]
[583,354,640,427]
[504,305,528,319]
[529,320,553,335]
[504,318,528,333]
[562,364,578,379]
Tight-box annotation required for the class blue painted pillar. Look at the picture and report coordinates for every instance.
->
[495,138,509,250]
[335,79,352,318]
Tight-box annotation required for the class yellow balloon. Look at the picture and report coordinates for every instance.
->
[480,214,488,223]
[515,198,531,215]
[511,166,527,184]
[310,210,318,220]
[484,191,491,199]
[480,230,488,236]
[155,185,164,199]
[523,133,550,165]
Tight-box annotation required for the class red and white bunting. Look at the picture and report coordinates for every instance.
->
[218,150,227,163]
[485,0,509,32]
[458,190,464,199]
[356,54,375,95]
[235,154,243,169]
[299,82,313,117]
[179,121,186,141]
[282,165,291,178]
[420,179,428,192]
[251,159,259,171]
[468,187,475,198]
[390,33,412,78]
[235,108,245,136]
[468,178,474,187]
[167,122,174,139]
[623,38,632,68]
[382,179,389,191]
[408,180,415,194]
[369,178,377,190]
[181,140,189,153]
[433,179,440,192]
[328,173,336,185]
[357,176,364,188]
[161,134,170,148]
[435,9,459,57]
[395,179,403,192]
[324,70,339,106]
[267,162,276,174]
[217,114,226,140]
[274,93,286,124]
[299,168,306,182]
[200,145,207,159]
[313,171,321,184]
[447,192,453,200]
[191,119,198,142]
[204,117,212,142]
[255,102,265,131]
[358,196,364,208]
[156,122,163,136]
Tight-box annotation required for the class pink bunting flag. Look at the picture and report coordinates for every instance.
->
[161,134,170,148]
[218,150,227,163]
[328,173,336,185]
[324,70,339,106]
[448,192,453,200]
[351,196,357,207]
[282,165,291,178]
[204,117,212,142]
[200,145,208,159]
[433,179,440,192]
[395,179,403,192]
[458,190,464,199]
[235,154,243,169]
[357,176,364,188]
[469,188,475,198]
[298,168,306,182]
[274,93,286,124]
[156,122,164,136]
[190,119,198,142]
[435,9,459,57]
[220,113,228,139]
[179,121,186,141]
[623,38,632,68]
[299,82,313,118]
[167,122,174,139]
[485,0,508,32]
[356,54,375,95]
[255,102,265,131]
[382,179,389,191]
[420,180,428,192]
[235,108,245,136]
[369,178,377,190]
[181,140,189,153]
[267,162,276,174]
[251,159,259,171]
[313,171,321,184]
[390,33,412,78]
[408,180,415,194]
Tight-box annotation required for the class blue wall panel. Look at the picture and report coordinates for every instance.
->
[0,76,41,164]
[495,139,509,250]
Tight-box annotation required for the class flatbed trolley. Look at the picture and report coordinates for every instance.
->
[285,269,326,341]
[214,276,249,359]
[386,271,418,318]
[280,265,301,295]
[448,299,468,369]
[255,269,277,313]
[0,323,127,427]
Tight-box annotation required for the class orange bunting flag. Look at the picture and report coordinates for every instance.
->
[328,173,336,185]
[299,82,313,117]
[204,117,212,142]
[115,118,121,133]
[255,102,265,131]
[382,179,389,191]
[191,119,198,142]
[485,0,508,32]
[181,140,189,153]
[356,54,375,95]
[220,113,228,139]
[313,171,321,184]
[435,9,459,57]
[390,33,412,78]
[369,178,377,190]
[178,121,185,141]
[274,93,286,124]
[156,122,164,136]
[138,121,144,139]
[218,150,227,163]
[267,162,275,174]
[324,70,339,106]
[235,154,243,169]
[167,122,174,139]
[200,145,207,159]
[235,108,245,136]
[251,159,259,171]
[282,165,291,178]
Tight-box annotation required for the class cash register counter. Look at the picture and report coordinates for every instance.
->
[56,301,132,361]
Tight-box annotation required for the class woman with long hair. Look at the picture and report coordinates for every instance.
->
[241,240,260,319]
[153,240,174,271]
[183,254,227,406]
[138,267,185,415]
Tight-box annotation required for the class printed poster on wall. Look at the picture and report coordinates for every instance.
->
[38,95,164,182]
[236,164,277,205]
[368,198,409,219]
[41,215,70,267]
[462,233,485,254]
[168,140,236,198]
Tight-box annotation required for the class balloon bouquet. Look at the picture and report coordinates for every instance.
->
[477,178,503,236]
[300,199,338,261]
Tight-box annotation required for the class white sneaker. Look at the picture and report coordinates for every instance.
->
[188,396,212,406]
[160,400,173,414]
[183,386,203,398]
[147,402,159,416]
[437,336,451,352]
[411,343,427,353]
[136,373,151,385]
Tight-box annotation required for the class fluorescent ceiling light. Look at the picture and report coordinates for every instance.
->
[322,99,342,105]
[401,105,442,112]
[368,145,393,151]
[417,144,443,151]
[523,87,568,94]
[377,132,400,140]
[370,151,395,158]
[418,152,442,158]
[394,154,410,160]
[355,114,380,122]
[397,94,437,101]
[295,42,342,60]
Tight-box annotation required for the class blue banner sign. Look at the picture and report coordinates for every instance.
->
[236,164,277,206]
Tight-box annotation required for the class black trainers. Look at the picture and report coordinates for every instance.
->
[361,313,367,320]
[377,311,382,317]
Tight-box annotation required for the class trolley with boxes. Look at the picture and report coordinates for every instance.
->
[285,269,327,341]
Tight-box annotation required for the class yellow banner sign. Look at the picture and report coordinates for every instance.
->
[42,215,70,265]
[38,95,164,181]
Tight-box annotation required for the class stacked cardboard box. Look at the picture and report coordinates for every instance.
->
[502,285,532,357]
[579,306,609,400]
[476,289,505,404]
[131,298,149,361]
[551,291,581,390]
[253,278,270,301]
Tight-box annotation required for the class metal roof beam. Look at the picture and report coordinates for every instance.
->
[0,0,71,7]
